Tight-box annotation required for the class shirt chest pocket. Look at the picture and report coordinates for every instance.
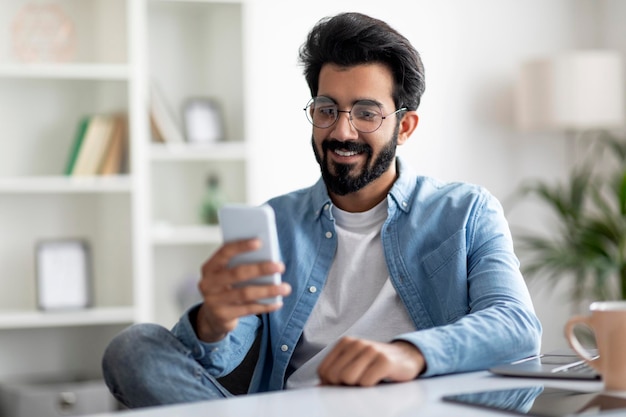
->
[419,229,469,323]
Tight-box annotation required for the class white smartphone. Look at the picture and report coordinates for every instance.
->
[218,204,282,304]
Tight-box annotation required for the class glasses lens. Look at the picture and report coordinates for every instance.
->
[306,97,337,128]
[304,97,388,133]
[351,101,383,133]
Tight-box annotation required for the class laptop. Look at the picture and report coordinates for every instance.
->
[489,348,601,380]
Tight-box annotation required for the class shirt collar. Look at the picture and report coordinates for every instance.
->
[388,156,416,214]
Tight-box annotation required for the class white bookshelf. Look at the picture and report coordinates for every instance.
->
[0,0,248,380]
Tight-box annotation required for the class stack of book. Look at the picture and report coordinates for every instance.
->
[65,114,128,176]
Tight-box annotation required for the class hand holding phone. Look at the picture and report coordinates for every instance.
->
[218,204,282,304]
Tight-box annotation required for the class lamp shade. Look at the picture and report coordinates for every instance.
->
[516,50,625,131]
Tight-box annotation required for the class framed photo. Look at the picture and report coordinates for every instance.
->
[183,98,224,143]
[35,239,92,310]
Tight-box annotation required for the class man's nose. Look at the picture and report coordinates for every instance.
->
[332,110,358,138]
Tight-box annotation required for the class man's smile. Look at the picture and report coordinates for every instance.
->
[323,139,371,161]
[334,149,359,157]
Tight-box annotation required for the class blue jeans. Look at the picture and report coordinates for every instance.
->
[102,323,233,408]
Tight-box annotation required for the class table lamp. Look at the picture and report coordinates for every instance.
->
[515,50,625,132]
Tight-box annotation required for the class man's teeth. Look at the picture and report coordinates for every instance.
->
[335,149,358,157]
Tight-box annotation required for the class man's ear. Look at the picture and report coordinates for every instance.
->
[397,111,419,146]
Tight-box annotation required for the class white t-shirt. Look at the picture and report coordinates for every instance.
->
[286,199,415,389]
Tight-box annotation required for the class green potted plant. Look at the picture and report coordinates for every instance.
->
[512,131,626,304]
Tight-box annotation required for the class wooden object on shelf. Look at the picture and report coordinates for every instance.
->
[149,113,165,143]
[99,115,128,175]
[149,82,184,144]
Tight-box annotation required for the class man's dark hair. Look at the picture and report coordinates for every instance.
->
[298,12,425,111]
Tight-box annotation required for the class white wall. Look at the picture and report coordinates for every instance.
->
[244,0,626,352]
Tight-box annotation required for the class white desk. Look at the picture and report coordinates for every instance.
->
[88,371,607,417]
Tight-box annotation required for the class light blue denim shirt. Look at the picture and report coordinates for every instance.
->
[172,156,542,393]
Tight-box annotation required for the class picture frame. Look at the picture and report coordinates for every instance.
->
[35,239,92,310]
[182,97,224,143]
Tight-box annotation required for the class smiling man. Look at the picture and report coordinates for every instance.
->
[102,12,541,407]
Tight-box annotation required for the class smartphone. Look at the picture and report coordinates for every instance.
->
[218,204,282,304]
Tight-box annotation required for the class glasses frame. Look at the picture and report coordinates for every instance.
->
[303,96,407,133]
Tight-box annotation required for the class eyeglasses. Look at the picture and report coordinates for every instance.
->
[304,96,407,133]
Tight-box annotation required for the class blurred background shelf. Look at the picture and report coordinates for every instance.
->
[152,224,222,246]
[0,63,130,80]
[0,307,135,330]
[150,142,247,161]
[0,176,132,193]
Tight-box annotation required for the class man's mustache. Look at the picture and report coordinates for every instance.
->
[322,140,372,155]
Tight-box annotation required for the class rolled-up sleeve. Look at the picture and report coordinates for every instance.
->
[171,304,261,377]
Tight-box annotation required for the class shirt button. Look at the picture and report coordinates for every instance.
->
[281,344,289,352]
[309,286,317,293]
[325,231,333,239]
[402,201,408,207]
[324,204,330,210]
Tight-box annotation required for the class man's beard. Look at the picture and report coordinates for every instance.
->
[312,127,399,196]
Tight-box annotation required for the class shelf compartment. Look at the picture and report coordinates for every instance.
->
[0,0,128,66]
[0,194,134,313]
[151,159,247,226]
[148,1,244,143]
[0,78,128,178]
